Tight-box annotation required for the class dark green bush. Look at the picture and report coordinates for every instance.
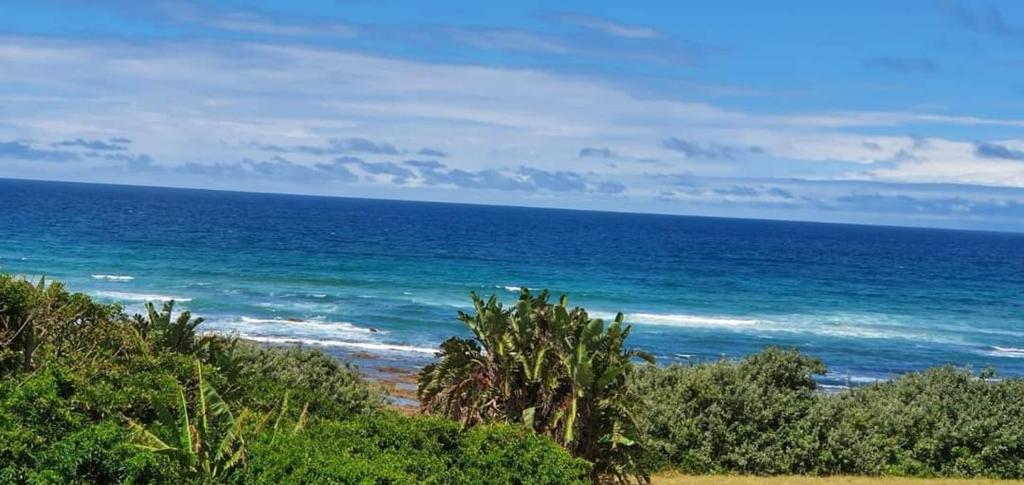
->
[457,423,592,484]
[631,347,826,474]
[631,347,1024,478]
[0,368,183,483]
[239,413,590,484]
[230,341,385,419]
[808,366,1024,478]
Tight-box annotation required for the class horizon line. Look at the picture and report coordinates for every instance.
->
[3,175,1022,236]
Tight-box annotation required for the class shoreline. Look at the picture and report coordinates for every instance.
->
[372,365,421,413]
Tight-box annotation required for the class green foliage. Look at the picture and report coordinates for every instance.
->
[0,275,129,373]
[134,300,206,355]
[6,274,1024,482]
[0,366,183,483]
[418,289,654,482]
[238,413,590,484]
[229,341,384,419]
[130,361,252,482]
[631,348,1024,478]
[458,422,592,484]
[808,366,1024,478]
[0,275,385,484]
[631,347,826,474]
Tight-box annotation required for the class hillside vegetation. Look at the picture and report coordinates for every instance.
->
[2,275,1023,483]
[0,275,587,483]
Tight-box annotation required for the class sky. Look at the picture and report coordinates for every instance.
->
[2,1,1024,231]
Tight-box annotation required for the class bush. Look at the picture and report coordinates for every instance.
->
[239,413,590,484]
[458,423,592,484]
[0,275,133,373]
[0,368,184,483]
[809,367,1024,478]
[631,347,826,474]
[230,341,384,420]
[631,348,1024,478]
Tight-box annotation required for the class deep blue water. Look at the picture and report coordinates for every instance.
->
[2,178,1023,385]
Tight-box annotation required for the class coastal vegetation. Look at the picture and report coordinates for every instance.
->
[631,350,1024,478]
[418,290,653,482]
[2,274,1024,483]
[0,275,586,483]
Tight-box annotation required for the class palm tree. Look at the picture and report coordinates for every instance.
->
[418,289,653,483]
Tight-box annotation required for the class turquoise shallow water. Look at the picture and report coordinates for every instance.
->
[2,178,1023,385]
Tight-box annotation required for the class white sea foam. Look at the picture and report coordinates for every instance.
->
[498,285,522,293]
[817,384,850,392]
[988,346,1024,358]
[94,290,191,302]
[255,301,341,313]
[628,312,760,327]
[845,375,883,384]
[590,310,966,345]
[590,310,760,328]
[91,274,134,281]
[238,316,378,334]
[241,335,436,355]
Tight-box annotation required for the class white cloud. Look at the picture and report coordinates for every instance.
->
[553,13,661,39]
[2,34,1024,199]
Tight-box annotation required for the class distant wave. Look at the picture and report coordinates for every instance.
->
[628,312,759,327]
[241,335,436,355]
[255,301,341,313]
[846,375,883,384]
[593,310,962,344]
[987,346,1024,358]
[94,290,191,302]
[588,310,759,328]
[91,274,134,281]
[817,384,849,393]
[497,285,522,293]
[238,316,379,334]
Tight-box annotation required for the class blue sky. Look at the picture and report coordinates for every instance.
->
[2,1,1024,231]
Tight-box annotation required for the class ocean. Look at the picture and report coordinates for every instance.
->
[2,178,1023,386]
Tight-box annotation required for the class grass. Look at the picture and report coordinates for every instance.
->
[652,473,1024,484]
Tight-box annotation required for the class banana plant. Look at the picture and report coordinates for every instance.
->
[132,300,205,355]
[130,361,251,482]
[418,288,654,483]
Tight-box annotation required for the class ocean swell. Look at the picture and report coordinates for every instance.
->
[240,335,436,355]
[94,290,191,302]
[91,274,135,281]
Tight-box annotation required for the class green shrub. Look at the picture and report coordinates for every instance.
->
[631,347,825,474]
[230,341,384,419]
[32,421,182,484]
[631,348,1024,478]
[458,423,591,484]
[239,413,590,484]
[808,366,1024,478]
[0,370,183,484]
[0,275,132,373]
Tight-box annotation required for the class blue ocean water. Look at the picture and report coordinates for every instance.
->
[2,178,1023,385]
